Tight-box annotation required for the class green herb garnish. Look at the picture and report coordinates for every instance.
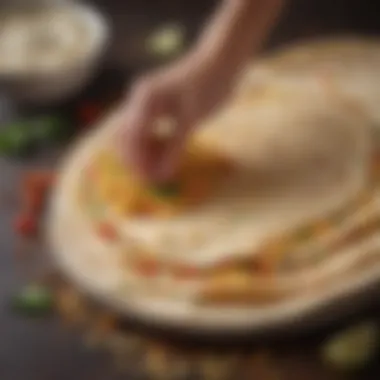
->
[321,321,379,372]
[152,182,181,198]
[146,24,185,59]
[0,123,35,156]
[31,116,67,143]
[11,284,54,317]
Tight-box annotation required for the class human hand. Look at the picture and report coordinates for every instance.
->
[119,52,235,183]
[119,0,284,183]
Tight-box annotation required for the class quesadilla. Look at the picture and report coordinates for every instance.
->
[49,38,380,330]
[74,75,374,304]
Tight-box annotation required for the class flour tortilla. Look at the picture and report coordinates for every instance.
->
[112,79,370,268]
[47,109,380,329]
[47,37,380,330]
[237,37,380,124]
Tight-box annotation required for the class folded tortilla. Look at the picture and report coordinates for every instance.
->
[94,80,369,271]
[51,38,380,315]
[239,37,380,124]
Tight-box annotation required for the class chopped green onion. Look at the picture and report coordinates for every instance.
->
[152,182,180,198]
[146,24,185,58]
[321,321,379,372]
[0,132,11,152]
[0,123,34,156]
[11,284,54,317]
[31,116,66,142]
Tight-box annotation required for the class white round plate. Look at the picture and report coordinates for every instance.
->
[47,110,380,336]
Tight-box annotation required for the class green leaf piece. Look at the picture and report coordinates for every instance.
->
[11,284,54,318]
[321,321,379,372]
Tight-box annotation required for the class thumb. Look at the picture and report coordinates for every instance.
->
[154,121,192,182]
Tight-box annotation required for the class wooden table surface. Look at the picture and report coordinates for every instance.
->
[0,154,378,378]
[0,75,379,380]
[1,1,380,378]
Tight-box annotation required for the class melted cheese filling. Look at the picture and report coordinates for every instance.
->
[120,90,370,268]
[79,83,371,278]
[86,141,232,217]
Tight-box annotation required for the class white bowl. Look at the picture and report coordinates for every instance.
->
[0,2,111,105]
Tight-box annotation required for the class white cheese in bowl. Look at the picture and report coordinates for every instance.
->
[0,7,97,74]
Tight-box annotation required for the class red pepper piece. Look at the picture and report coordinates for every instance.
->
[14,213,38,237]
[23,171,55,188]
[21,171,55,214]
[24,188,44,214]
[97,222,118,241]
[134,258,159,277]
[173,265,199,280]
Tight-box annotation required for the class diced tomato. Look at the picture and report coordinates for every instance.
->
[173,265,200,279]
[251,255,276,274]
[23,188,44,214]
[23,171,55,190]
[134,258,159,277]
[14,213,38,237]
[22,171,55,213]
[97,222,118,241]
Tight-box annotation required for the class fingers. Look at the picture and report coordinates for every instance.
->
[121,78,166,180]
[155,121,191,181]
[154,89,198,181]
[119,75,193,184]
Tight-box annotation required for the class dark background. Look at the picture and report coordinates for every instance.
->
[91,0,380,69]
[1,1,380,379]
